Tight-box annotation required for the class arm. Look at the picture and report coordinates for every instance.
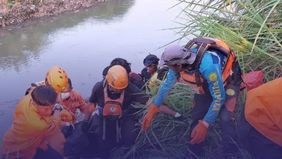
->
[142,69,178,131]
[152,69,178,106]
[70,90,89,114]
[200,53,226,125]
[89,82,102,104]
[190,53,226,144]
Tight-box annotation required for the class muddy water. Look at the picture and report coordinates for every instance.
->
[0,0,187,147]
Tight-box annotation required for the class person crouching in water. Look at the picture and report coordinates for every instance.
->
[3,85,65,159]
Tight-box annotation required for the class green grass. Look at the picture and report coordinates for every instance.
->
[109,1,282,158]
[175,0,282,81]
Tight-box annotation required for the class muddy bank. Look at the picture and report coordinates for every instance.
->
[0,0,105,28]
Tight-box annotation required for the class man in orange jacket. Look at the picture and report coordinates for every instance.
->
[238,77,282,159]
[25,66,90,125]
[2,85,65,159]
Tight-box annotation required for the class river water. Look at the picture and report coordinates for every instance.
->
[0,0,188,146]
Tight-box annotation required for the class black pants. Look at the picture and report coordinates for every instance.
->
[94,115,139,158]
[64,115,139,158]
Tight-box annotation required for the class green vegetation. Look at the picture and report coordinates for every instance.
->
[110,0,282,158]
[176,0,282,81]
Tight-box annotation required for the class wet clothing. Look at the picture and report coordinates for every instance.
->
[2,94,64,159]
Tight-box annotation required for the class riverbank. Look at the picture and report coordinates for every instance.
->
[0,0,105,28]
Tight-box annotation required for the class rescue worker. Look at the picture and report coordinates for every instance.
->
[238,77,282,159]
[102,57,179,118]
[102,58,132,77]
[103,58,181,120]
[102,57,145,89]
[59,78,94,137]
[25,66,80,123]
[2,86,65,159]
[59,78,91,119]
[85,65,149,158]
[25,66,70,96]
[140,54,160,82]
[142,37,242,155]
[140,54,169,83]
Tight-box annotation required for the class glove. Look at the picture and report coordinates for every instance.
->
[142,104,159,131]
[60,109,75,122]
[190,120,208,144]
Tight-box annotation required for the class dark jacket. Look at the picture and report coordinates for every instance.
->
[89,80,149,116]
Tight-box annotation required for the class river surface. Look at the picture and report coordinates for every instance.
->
[0,0,189,147]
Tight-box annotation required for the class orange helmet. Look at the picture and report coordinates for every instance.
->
[106,65,128,89]
[45,66,69,92]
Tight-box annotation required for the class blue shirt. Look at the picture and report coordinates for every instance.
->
[153,51,226,125]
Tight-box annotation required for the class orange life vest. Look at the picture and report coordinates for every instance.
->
[102,85,125,142]
[180,37,237,94]
[103,86,124,118]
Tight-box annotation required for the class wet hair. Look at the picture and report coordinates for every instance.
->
[102,58,131,76]
[31,85,57,106]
